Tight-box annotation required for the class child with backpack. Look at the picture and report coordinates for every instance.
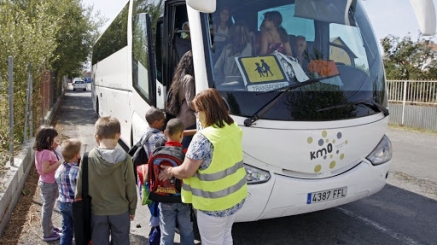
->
[133,107,166,244]
[147,118,194,245]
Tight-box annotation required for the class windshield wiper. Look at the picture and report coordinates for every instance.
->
[244,75,338,126]
[317,98,389,116]
[257,74,339,95]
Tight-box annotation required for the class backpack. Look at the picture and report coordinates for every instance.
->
[128,132,153,182]
[148,146,185,203]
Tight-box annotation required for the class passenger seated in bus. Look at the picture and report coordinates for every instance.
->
[253,25,266,55]
[212,7,232,43]
[166,50,197,148]
[258,11,292,56]
[211,7,232,63]
[214,22,252,82]
[181,21,190,39]
[294,36,309,69]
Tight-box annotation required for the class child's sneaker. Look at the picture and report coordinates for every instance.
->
[43,232,61,242]
[53,227,62,233]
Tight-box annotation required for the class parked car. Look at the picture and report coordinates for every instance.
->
[72,79,86,91]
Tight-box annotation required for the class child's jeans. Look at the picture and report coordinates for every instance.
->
[39,181,59,237]
[159,203,194,245]
[59,202,74,245]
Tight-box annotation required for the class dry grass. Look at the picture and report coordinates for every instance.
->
[388,123,437,135]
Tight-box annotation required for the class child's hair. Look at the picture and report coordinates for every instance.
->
[33,126,58,151]
[165,118,185,136]
[95,116,121,139]
[227,22,251,56]
[145,107,165,125]
[61,139,82,162]
[264,11,289,43]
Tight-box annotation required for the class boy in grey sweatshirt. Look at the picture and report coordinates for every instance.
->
[76,116,137,245]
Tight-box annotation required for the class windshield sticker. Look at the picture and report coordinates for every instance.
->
[237,56,285,84]
[307,130,348,173]
[247,82,289,92]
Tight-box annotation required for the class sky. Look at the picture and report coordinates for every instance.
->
[82,0,437,42]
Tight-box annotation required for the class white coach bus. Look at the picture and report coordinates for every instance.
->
[91,0,436,222]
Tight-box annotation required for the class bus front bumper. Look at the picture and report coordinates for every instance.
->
[235,160,391,222]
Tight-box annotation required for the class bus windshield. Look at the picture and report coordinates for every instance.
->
[204,0,386,121]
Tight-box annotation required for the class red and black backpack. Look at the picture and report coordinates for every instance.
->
[147,146,185,203]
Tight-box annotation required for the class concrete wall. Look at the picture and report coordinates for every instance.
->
[0,96,62,238]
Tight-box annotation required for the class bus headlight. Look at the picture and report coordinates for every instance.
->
[366,135,392,166]
[244,164,271,184]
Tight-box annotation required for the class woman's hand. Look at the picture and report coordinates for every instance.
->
[158,157,203,180]
[159,166,172,181]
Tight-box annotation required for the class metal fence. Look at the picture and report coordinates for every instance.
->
[1,57,64,166]
[387,80,437,105]
[387,80,437,131]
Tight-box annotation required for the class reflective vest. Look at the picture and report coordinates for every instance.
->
[182,122,247,211]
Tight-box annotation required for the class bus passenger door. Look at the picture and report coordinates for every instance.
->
[132,13,161,108]
[162,1,191,92]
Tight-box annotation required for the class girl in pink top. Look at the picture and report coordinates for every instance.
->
[33,126,63,242]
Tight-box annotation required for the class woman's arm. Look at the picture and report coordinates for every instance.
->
[242,43,253,57]
[259,33,269,55]
[183,129,197,137]
[214,47,226,72]
[159,157,202,180]
[183,75,196,106]
[284,41,293,56]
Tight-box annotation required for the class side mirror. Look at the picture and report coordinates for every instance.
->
[186,0,216,13]
[410,0,436,36]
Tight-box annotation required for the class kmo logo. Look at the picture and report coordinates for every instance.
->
[307,131,348,173]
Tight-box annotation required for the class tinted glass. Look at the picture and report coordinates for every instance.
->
[204,0,385,121]
[91,2,129,65]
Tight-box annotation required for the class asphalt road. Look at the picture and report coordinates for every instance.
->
[55,89,437,245]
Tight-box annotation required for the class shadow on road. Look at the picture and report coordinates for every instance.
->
[232,184,437,245]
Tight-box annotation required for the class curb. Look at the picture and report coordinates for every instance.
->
[0,140,35,237]
[0,95,63,238]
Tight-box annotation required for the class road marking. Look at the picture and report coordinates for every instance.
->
[337,207,422,245]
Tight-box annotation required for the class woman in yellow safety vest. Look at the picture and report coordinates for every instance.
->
[159,88,248,245]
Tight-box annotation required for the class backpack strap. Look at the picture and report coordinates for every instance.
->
[140,131,155,157]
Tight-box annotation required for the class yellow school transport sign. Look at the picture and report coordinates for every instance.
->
[237,55,288,91]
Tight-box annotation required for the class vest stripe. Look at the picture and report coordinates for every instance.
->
[183,177,247,199]
[192,161,244,181]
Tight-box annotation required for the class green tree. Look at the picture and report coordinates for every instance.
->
[381,34,437,80]
[133,0,164,49]
[0,0,105,157]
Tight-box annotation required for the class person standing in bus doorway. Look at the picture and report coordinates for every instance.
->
[166,50,197,149]
[159,88,248,245]
[75,116,137,245]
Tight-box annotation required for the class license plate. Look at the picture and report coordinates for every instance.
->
[307,187,347,204]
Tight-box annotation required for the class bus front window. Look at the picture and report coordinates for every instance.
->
[204,0,385,122]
